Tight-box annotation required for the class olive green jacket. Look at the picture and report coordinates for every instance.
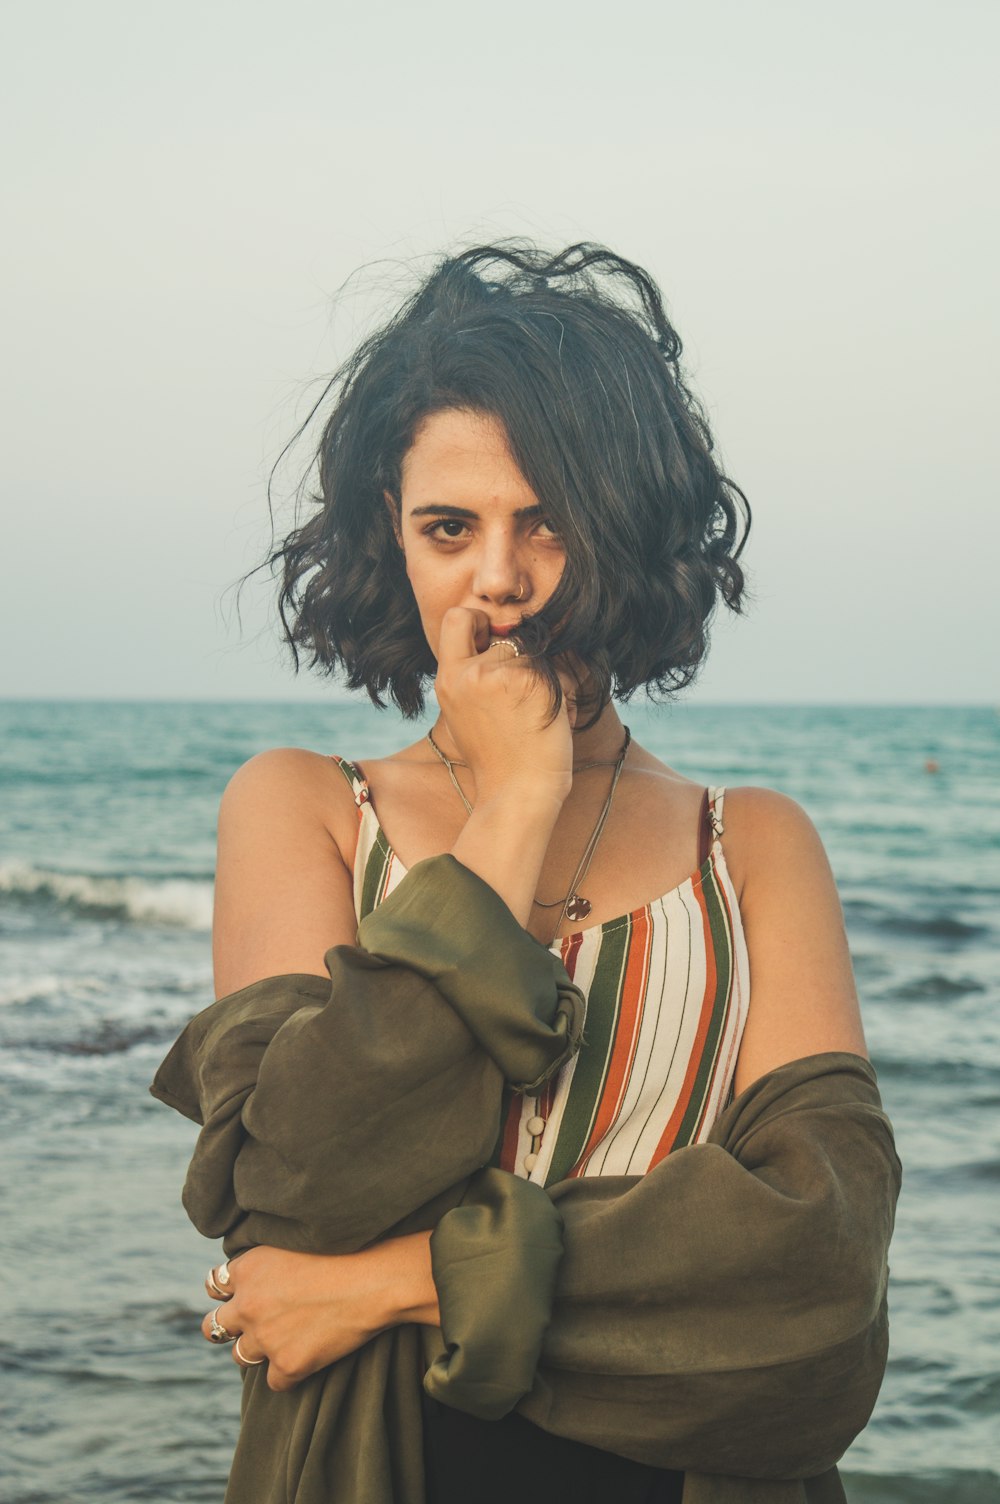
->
[151,855,901,1504]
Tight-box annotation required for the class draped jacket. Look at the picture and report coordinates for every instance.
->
[151,854,902,1504]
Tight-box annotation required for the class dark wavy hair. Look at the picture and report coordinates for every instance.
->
[253,240,751,727]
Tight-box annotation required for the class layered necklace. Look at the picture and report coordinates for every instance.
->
[424,724,632,933]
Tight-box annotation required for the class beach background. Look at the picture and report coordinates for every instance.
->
[3,0,998,1498]
[2,697,998,1502]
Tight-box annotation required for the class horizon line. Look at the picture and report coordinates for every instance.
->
[1,696,996,711]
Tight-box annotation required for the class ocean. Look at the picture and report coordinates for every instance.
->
[1,698,997,1503]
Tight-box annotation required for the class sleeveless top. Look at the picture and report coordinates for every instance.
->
[330,755,751,1182]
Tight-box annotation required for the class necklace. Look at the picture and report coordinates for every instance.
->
[423,744,625,774]
[424,725,632,931]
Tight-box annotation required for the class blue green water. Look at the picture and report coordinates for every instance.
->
[1,699,997,1502]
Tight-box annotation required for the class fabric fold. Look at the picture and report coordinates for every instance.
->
[357,853,586,1090]
[423,1168,565,1420]
[430,1054,900,1488]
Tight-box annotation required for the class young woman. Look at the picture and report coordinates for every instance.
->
[157,243,896,1504]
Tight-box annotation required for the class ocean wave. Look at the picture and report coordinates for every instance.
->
[870,1055,1000,1086]
[24,1019,171,1057]
[841,1469,1000,1503]
[886,973,988,1002]
[844,901,988,944]
[0,973,73,1008]
[0,864,213,930]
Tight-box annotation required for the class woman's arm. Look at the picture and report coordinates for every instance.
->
[211,747,359,997]
[725,786,868,1096]
[200,1231,440,1393]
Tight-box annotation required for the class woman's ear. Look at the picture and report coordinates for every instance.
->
[383,490,403,549]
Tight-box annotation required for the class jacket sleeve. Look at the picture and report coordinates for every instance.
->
[425,1052,902,1481]
[149,854,584,1254]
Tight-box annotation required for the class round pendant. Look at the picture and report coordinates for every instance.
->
[565,894,592,922]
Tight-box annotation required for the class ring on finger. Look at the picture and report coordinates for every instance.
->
[206,1261,233,1300]
[207,1308,235,1345]
[234,1335,266,1367]
[489,638,522,657]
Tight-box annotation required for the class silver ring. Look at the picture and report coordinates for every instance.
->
[206,1261,233,1300]
[208,1308,235,1345]
[234,1335,266,1367]
[489,638,521,657]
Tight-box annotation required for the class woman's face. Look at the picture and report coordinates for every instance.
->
[390,408,567,661]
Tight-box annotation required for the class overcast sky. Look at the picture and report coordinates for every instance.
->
[3,0,996,703]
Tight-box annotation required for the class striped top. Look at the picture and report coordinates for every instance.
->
[330,755,750,1187]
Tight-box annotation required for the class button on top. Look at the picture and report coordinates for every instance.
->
[526,1115,546,1136]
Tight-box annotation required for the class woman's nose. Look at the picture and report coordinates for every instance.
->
[472,537,525,605]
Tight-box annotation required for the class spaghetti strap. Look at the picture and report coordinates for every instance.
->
[708,786,726,841]
[698,786,726,866]
[329,754,371,810]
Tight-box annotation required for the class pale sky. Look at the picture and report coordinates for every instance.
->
[3,0,996,703]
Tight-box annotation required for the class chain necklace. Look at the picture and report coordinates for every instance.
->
[424,725,631,930]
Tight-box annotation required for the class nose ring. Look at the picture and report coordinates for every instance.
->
[515,583,524,600]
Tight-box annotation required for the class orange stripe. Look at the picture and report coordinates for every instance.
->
[649,876,718,1166]
[561,931,583,980]
[570,910,653,1176]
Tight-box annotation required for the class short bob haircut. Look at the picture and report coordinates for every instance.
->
[262,240,750,728]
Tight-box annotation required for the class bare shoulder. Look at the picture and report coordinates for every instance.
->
[213,748,362,998]
[718,783,826,841]
[220,746,360,868]
[716,785,868,1093]
[712,785,833,903]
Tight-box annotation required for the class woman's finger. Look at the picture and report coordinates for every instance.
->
[205,1259,236,1301]
[232,1335,267,1369]
[436,605,491,666]
[201,1305,242,1345]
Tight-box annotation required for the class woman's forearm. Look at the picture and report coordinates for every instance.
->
[450,786,564,927]
[373,1230,441,1329]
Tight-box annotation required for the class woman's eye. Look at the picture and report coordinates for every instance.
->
[535,517,561,540]
[426,519,469,541]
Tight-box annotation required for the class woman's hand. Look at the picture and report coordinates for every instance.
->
[201,1232,439,1393]
[432,606,589,927]
[434,606,578,807]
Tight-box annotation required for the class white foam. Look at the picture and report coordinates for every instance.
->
[0,971,111,1008]
[0,864,214,931]
[0,972,66,1008]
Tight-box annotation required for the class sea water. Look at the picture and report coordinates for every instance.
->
[1,699,997,1503]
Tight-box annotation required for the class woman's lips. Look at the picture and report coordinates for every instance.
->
[489,623,521,637]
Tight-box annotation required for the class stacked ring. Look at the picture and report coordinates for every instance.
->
[205,1260,232,1300]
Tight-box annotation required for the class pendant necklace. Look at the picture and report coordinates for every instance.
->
[424,725,631,932]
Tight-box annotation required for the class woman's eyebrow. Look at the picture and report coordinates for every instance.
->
[409,503,543,520]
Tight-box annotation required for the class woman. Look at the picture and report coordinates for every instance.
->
[154,242,898,1503]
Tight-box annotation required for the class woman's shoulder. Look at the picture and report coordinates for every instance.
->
[219,746,365,869]
[715,785,837,914]
[718,785,827,848]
